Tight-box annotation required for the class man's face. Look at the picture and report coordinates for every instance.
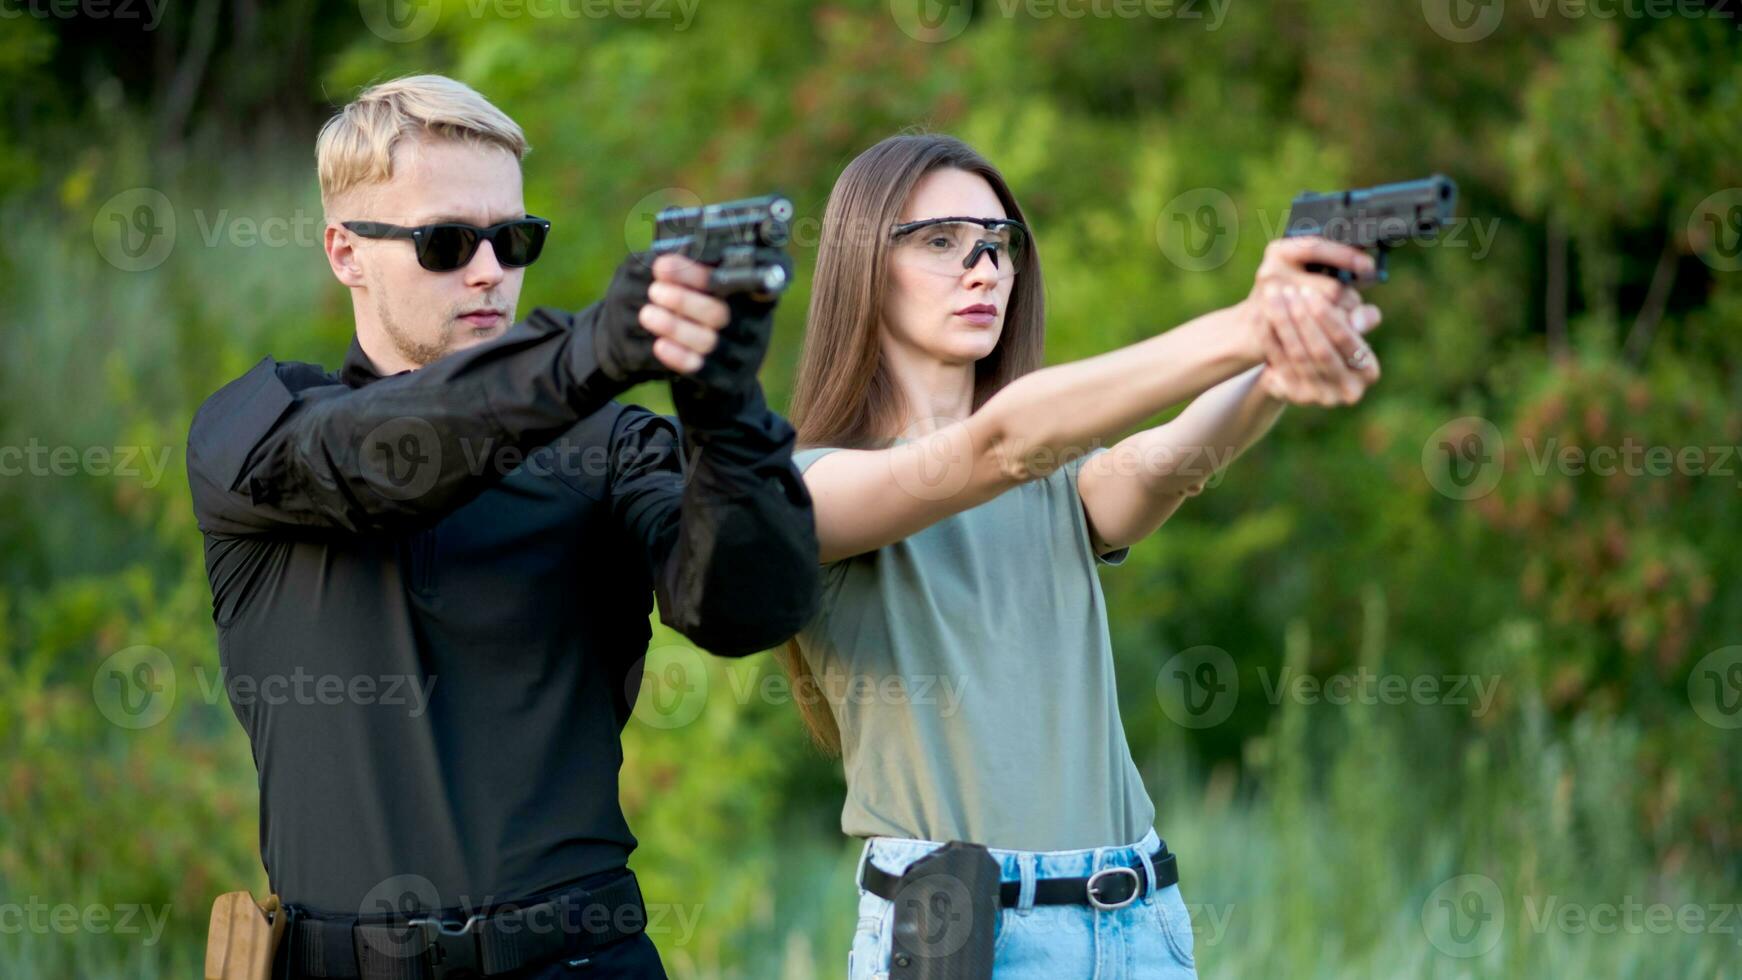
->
[334,137,528,368]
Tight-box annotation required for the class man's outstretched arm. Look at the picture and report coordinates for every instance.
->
[187,257,685,537]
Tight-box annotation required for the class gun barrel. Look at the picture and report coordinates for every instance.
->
[652,194,794,252]
[648,192,795,298]
[1285,174,1458,247]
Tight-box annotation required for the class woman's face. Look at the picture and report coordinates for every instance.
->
[881,167,1019,367]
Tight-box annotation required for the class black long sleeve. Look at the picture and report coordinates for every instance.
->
[607,382,821,657]
[188,304,628,536]
[185,282,823,917]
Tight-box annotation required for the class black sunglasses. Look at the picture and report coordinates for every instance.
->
[342,216,551,272]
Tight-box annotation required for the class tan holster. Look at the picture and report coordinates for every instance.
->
[205,891,285,980]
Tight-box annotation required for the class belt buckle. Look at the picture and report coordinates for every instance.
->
[406,914,484,980]
[1086,866,1140,911]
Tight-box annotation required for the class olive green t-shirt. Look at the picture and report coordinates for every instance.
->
[792,446,1156,851]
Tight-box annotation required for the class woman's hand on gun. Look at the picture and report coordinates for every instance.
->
[1244,237,1383,407]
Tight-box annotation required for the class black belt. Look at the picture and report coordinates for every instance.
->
[281,871,647,980]
[860,843,1178,911]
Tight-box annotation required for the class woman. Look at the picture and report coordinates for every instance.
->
[778,133,1379,978]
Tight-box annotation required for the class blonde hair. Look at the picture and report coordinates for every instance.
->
[316,74,529,216]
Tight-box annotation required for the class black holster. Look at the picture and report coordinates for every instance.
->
[886,841,1001,980]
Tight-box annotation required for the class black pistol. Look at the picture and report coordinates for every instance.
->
[1284,175,1458,284]
[651,193,795,299]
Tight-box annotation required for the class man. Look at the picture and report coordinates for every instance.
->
[187,75,820,979]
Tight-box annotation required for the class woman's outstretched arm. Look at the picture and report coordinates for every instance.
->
[1075,298,1381,554]
[802,238,1375,563]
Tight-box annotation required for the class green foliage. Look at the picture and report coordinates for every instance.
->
[3,2,1739,976]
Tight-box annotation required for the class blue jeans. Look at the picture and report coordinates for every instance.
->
[848,830,1199,979]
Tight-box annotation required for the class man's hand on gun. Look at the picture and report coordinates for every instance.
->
[592,253,744,381]
[1247,236,1383,408]
[640,254,737,375]
[592,194,793,401]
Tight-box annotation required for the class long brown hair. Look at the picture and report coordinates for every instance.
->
[777,133,1048,752]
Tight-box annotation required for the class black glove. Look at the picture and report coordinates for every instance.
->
[590,252,669,385]
[670,290,780,432]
